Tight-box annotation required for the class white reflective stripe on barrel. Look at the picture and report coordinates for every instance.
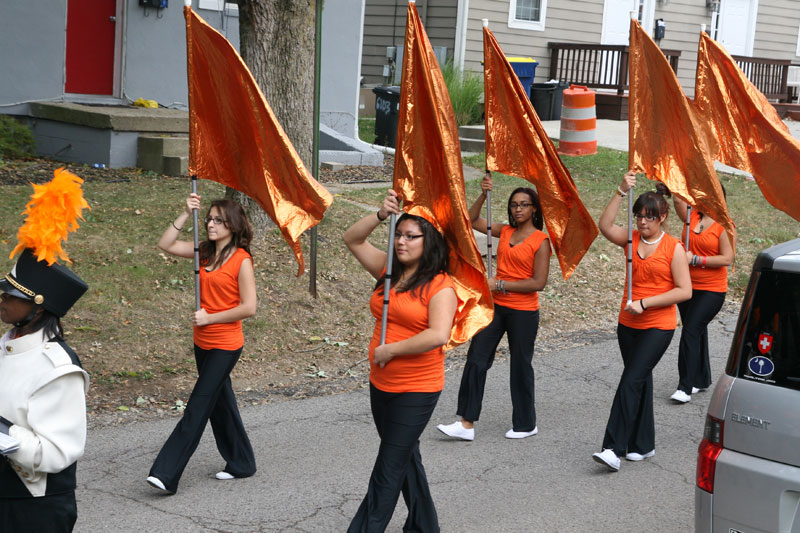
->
[559,129,597,142]
[560,106,596,120]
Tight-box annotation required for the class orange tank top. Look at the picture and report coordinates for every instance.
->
[618,232,680,330]
[680,210,727,292]
[367,272,455,393]
[193,247,251,350]
[493,226,549,311]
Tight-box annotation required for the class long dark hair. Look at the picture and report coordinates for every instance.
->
[20,309,63,341]
[633,182,671,226]
[199,199,253,270]
[373,214,449,296]
[507,187,544,230]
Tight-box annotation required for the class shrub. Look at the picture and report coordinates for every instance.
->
[441,62,483,126]
[0,115,36,160]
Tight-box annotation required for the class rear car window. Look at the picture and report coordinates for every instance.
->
[727,271,800,391]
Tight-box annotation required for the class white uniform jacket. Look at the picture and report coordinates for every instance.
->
[0,329,89,498]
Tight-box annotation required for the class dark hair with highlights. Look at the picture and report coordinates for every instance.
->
[373,214,449,296]
[199,199,253,270]
[633,183,671,226]
[507,187,543,230]
[24,309,63,341]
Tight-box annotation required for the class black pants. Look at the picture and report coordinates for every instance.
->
[677,290,725,394]
[0,492,77,532]
[456,305,539,431]
[349,384,441,533]
[149,345,256,493]
[602,324,674,457]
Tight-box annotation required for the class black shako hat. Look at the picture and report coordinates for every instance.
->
[0,248,88,317]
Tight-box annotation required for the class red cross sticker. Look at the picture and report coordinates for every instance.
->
[758,333,773,355]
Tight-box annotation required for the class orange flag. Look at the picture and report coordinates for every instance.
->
[628,19,735,247]
[184,7,333,276]
[393,2,492,348]
[693,32,800,222]
[483,25,598,280]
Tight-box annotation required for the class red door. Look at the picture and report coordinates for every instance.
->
[65,0,117,95]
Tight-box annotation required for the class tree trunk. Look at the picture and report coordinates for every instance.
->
[232,0,317,230]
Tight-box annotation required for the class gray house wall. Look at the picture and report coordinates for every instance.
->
[361,0,459,85]
[464,0,800,96]
[0,1,238,110]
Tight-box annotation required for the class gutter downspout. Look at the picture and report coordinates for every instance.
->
[454,0,470,71]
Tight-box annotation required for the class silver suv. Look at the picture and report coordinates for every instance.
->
[695,238,800,532]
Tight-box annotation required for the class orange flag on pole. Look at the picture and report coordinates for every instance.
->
[693,32,800,222]
[184,6,333,276]
[483,24,598,280]
[628,19,735,246]
[393,1,492,348]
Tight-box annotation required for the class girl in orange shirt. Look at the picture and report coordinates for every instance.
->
[343,189,457,533]
[147,193,257,494]
[592,172,691,472]
[670,194,733,403]
[438,173,551,441]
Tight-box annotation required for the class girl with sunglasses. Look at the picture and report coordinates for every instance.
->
[147,193,257,494]
[344,189,457,532]
[592,172,691,471]
[438,173,550,441]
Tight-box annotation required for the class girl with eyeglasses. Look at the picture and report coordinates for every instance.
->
[438,174,551,442]
[147,193,257,494]
[592,172,691,472]
[343,189,457,532]
[669,191,733,404]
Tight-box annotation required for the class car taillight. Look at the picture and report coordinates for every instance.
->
[697,415,724,493]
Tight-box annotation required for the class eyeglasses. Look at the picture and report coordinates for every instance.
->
[204,216,227,225]
[634,213,658,222]
[394,233,424,242]
[510,202,533,210]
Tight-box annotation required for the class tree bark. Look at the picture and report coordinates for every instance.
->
[232,0,317,230]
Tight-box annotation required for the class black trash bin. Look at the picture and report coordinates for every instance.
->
[372,86,401,148]
[531,81,569,121]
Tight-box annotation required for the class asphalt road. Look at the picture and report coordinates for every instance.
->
[74,306,739,532]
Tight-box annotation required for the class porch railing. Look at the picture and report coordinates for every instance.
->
[547,43,681,95]
[731,55,792,102]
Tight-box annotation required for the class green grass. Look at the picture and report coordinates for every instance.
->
[442,62,484,126]
[358,117,376,144]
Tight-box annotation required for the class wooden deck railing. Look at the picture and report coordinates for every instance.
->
[731,55,792,102]
[547,43,681,95]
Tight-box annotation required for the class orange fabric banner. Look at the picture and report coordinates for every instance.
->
[393,3,493,348]
[184,7,333,276]
[694,32,800,222]
[628,19,735,247]
[483,26,598,280]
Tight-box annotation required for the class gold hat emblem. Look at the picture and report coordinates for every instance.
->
[34,294,44,305]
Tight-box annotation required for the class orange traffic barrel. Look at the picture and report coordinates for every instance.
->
[557,85,597,156]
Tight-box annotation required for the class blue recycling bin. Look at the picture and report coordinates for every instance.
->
[506,57,538,98]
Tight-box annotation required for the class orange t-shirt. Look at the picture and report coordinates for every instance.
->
[193,247,251,350]
[493,226,550,311]
[367,272,455,393]
[618,231,681,331]
[680,210,727,292]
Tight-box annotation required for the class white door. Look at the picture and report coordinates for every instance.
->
[601,0,655,45]
[718,0,757,56]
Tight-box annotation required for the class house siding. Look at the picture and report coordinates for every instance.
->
[465,0,800,96]
[362,0,458,85]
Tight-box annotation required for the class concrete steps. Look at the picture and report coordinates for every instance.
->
[458,124,485,153]
[137,135,189,176]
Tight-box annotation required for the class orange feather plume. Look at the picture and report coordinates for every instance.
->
[10,168,90,265]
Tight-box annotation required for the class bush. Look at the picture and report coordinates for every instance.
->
[0,115,36,160]
[441,62,483,127]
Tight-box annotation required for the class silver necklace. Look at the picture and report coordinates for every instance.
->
[641,231,665,245]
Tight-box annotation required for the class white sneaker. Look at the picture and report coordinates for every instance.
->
[625,450,655,461]
[146,476,172,493]
[436,421,474,441]
[505,427,538,439]
[692,387,708,394]
[670,390,691,403]
[592,449,620,471]
[215,471,235,480]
